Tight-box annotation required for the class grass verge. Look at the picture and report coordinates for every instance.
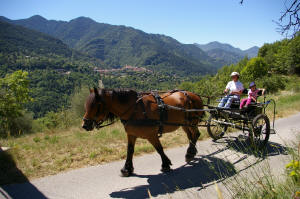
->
[224,142,300,199]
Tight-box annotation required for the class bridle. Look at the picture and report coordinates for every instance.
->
[82,117,116,129]
[82,94,118,129]
[82,93,138,130]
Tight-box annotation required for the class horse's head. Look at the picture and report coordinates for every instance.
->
[82,87,110,131]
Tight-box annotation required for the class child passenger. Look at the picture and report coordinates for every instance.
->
[240,82,265,109]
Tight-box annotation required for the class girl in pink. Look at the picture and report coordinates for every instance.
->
[240,82,265,109]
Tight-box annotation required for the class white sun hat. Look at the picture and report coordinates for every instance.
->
[230,72,240,77]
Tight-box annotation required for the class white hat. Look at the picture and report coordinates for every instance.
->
[230,72,240,77]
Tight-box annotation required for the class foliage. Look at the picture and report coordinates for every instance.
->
[0,70,32,136]
[286,160,300,182]
[26,70,98,118]
[32,86,91,132]
[256,75,286,94]
[69,86,90,119]
[258,33,300,75]
[240,57,268,82]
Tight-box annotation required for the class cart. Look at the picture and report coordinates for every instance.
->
[204,91,276,149]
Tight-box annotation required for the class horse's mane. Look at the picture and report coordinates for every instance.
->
[97,89,138,122]
[101,88,138,104]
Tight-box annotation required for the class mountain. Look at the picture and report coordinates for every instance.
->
[0,18,103,67]
[194,41,259,65]
[0,19,71,57]
[0,20,100,117]
[243,46,260,57]
[2,15,224,76]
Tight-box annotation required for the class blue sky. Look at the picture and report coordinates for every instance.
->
[0,0,288,50]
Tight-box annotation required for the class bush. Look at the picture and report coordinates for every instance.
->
[70,86,90,119]
[34,110,74,131]
[0,111,34,137]
[30,85,90,133]
[256,75,286,94]
[285,76,300,93]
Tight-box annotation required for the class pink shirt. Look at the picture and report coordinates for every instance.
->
[248,89,259,99]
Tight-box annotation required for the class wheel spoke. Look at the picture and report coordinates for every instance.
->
[207,114,228,140]
[251,114,270,149]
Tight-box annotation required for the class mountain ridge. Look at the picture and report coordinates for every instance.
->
[194,41,259,56]
[194,41,259,65]
[2,15,222,76]
[1,15,259,74]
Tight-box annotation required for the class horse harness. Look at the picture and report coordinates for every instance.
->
[121,90,198,138]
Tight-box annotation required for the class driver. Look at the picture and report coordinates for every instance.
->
[218,72,244,108]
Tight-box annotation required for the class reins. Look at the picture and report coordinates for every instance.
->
[95,120,117,129]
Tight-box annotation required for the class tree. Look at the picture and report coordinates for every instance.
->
[0,70,32,136]
[258,34,300,74]
[241,57,268,81]
[288,33,300,74]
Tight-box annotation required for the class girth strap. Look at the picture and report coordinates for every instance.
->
[151,91,168,137]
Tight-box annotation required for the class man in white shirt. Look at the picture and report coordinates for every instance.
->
[218,72,244,108]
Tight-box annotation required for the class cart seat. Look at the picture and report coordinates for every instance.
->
[230,99,240,109]
[237,89,264,108]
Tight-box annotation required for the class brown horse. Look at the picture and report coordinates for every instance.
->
[82,88,204,176]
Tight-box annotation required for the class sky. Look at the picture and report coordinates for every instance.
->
[0,0,289,50]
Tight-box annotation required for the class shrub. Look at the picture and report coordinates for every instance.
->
[256,75,286,94]
[0,111,34,137]
[70,86,90,119]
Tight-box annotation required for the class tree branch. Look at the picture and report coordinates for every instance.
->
[240,0,300,37]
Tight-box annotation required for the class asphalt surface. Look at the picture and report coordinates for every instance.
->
[1,113,300,199]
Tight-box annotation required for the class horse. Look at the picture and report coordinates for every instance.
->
[82,88,204,177]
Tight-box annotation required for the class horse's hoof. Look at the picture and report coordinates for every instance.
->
[185,154,195,163]
[161,167,172,173]
[120,168,133,177]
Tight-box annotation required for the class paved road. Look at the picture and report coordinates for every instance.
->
[1,113,300,199]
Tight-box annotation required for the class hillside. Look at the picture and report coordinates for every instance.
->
[194,41,259,65]
[2,15,224,76]
[0,20,71,56]
[182,34,300,97]
[0,20,100,117]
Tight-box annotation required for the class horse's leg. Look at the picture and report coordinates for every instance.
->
[183,126,200,162]
[121,134,137,177]
[148,136,172,172]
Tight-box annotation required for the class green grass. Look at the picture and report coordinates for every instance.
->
[226,143,300,199]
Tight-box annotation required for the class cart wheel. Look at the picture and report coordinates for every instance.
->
[207,114,228,140]
[250,114,270,149]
